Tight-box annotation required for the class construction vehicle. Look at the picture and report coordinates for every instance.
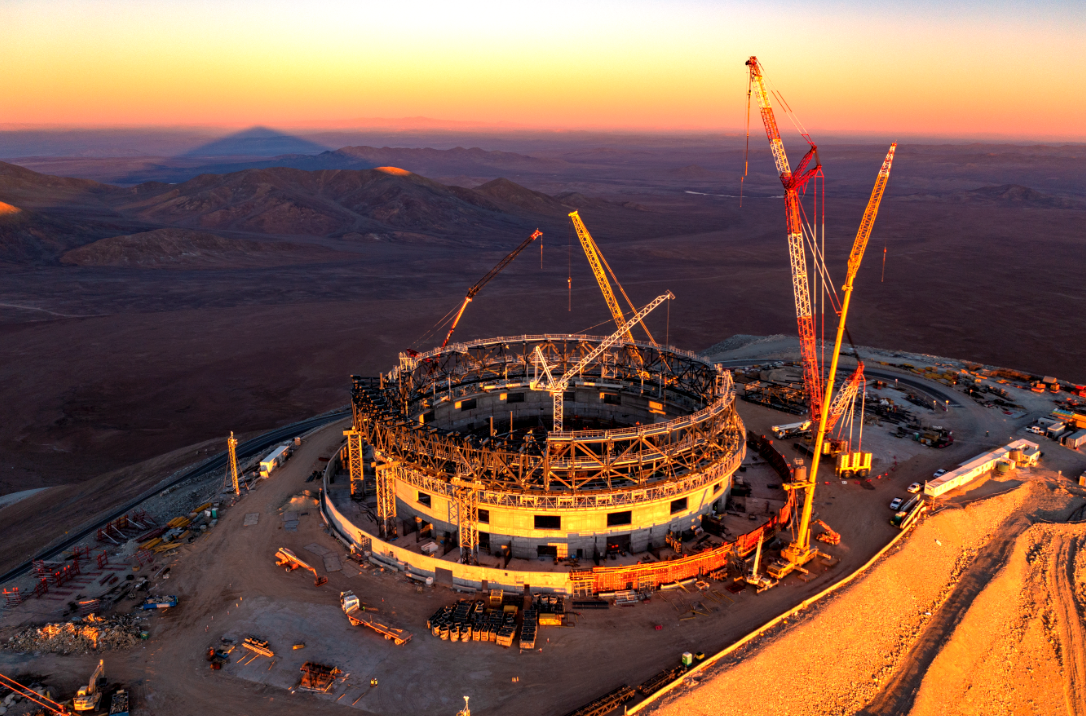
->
[109,689,130,716]
[73,659,106,712]
[340,590,360,614]
[141,595,178,610]
[274,547,328,586]
[890,495,924,528]
[744,532,777,593]
[813,519,840,545]
[438,230,542,348]
[772,420,810,439]
[530,291,673,431]
[746,55,898,579]
[346,612,412,645]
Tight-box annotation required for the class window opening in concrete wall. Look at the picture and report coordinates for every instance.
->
[506,392,524,403]
[714,481,723,494]
[670,497,688,514]
[607,510,632,526]
[601,393,621,405]
[458,398,477,411]
[417,491,431,507]
[478,508,490,523]
[534,515,561,530]
[537,544,558,557]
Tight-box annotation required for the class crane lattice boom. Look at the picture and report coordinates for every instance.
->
[746,56,824,424]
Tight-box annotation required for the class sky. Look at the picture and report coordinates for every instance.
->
[3,0,1084,140]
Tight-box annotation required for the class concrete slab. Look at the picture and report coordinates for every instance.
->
[243,513,260,527]
[323,555,342,572]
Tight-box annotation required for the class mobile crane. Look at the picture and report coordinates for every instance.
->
[275,547,328,586]
[440,230,542,348]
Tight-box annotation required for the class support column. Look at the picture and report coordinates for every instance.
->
[343,429,364,499]
[374,458,398,539]
[452,478,480,564]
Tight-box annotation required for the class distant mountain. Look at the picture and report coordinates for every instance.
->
[0,160,123,208]
[117,166,550,238]
[177,127,332,158]
[0,161,643,264]
[60,228,342,269]
[901,184,1086,209]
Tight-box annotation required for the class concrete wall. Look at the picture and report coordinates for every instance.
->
[394,475,731,559]
[321,456,573,594]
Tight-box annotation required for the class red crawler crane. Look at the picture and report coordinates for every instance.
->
[745,56,825,424]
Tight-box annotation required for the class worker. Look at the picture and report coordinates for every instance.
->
[370,678,378,687]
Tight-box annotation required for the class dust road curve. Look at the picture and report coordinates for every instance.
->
[0,408,351,585]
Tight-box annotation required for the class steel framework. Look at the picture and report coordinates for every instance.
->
[344,428,365,499]
[452,477,480,562]
[227,432,240,496]
[374,457,399,538]
[352,335,744,497]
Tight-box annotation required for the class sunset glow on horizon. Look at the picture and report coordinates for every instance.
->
[3,0,1084,140]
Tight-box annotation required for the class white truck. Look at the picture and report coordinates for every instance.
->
[772,420,811,440]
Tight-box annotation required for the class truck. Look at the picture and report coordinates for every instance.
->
[74,659,105,711]
[772,420,811,439]
[890,495,923,528]
[141,595,178,610]
[340,590,360,614]
[109,689,130,716]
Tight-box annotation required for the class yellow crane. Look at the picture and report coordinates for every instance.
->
[777,143,897,574]
[568,211,657,346]
[227,431,239,496]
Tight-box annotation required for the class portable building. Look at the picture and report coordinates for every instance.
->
[1063,430,1086,450]
[260,445,290,476]
[924,439,1040,498]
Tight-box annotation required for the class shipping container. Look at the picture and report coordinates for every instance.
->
[1063,430,1086,449]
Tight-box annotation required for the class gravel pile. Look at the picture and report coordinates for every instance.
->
[3,614,143,654]
[647,477,1081,716]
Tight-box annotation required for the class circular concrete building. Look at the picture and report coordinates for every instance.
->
[348,334,745,561]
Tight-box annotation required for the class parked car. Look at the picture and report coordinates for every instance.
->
[933,468,947,479]
[889,497,904,510]
[907,482,922,493]
[1027,426,1045,435]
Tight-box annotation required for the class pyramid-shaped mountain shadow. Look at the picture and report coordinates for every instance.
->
[177,127,332,158]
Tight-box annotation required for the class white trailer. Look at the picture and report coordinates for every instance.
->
[260,445,290,476]
[924,439,1039,498]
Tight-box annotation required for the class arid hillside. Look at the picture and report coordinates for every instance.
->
[646,475,1086,716]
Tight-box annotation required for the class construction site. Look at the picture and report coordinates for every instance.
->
[1,56,1085,716]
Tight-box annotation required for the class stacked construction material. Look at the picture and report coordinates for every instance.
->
[495,611,517,647]
[519,607,537,649]
[536,594,565,626]
[426,598,524,648]
[298,662,341,692]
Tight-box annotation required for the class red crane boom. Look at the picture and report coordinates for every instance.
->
[745,56,824,424]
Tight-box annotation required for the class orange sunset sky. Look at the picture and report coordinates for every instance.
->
[2,0,1084,139]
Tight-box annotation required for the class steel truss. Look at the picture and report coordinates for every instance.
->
[344,428,364,499]
[352,336,745,496]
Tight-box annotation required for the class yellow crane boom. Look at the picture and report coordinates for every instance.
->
[788,143,897,560]
[567,211,656,345]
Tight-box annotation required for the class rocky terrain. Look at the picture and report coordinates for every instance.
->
[60,229,343,269]
[646,476,1086,716]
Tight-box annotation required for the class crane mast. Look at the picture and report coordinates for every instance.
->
[745,56,824,425]
[794,144,896,556]
[441,229,542,348]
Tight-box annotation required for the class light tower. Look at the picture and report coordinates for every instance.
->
[227,432,239,496]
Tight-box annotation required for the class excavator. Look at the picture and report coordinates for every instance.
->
[813,519,841,545]
[73,659,105,711]
[275,547,328,586]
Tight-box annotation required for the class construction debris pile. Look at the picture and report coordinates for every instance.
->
[3,614,143,654]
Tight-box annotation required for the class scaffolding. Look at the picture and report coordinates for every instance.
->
[452,477,480,563]
[343,428,364,499]
[227,432,239,495]
[374,457,398,539]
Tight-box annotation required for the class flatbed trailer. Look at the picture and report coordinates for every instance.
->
[347,613,412,645]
